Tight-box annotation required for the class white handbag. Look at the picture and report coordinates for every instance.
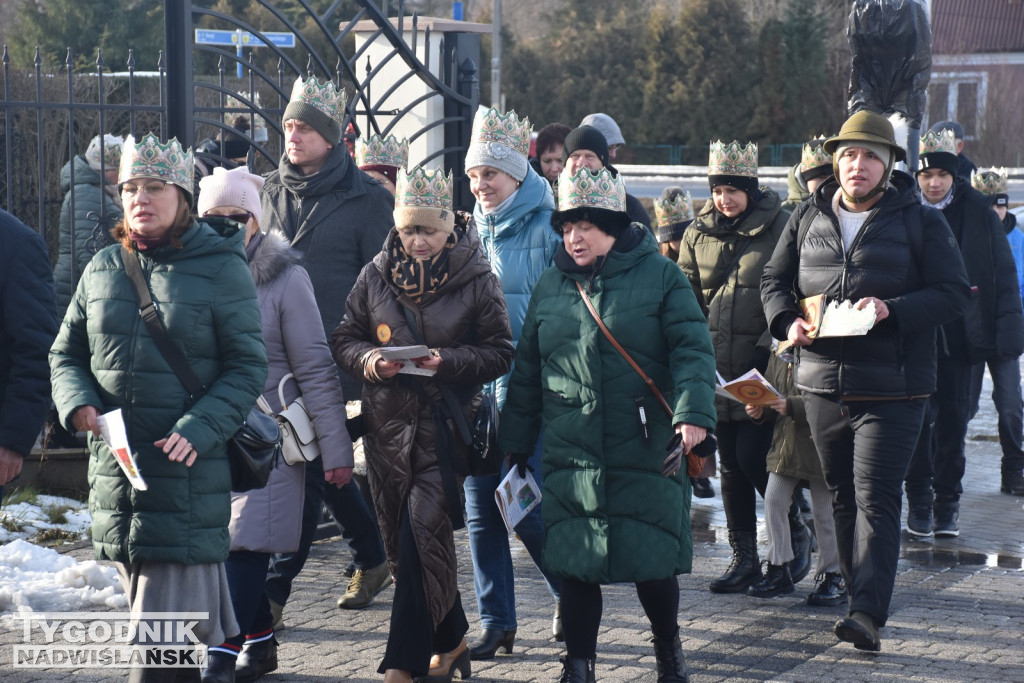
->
[274,373,321,466]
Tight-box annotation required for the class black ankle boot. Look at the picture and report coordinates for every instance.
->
[201,651,236,683]
[468,628,515,660]
[709,530,761,593]
[557,656,596,683]
[788,507,813,584]
[651,630,689,682]
[234,637,277,683]
[747,562,795,598]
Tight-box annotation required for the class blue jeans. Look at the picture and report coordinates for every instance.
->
[463,437,561,631]
[969,357,1024,472]
[265,457,386,606]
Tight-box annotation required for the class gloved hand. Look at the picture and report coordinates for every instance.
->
[508,452,531,478]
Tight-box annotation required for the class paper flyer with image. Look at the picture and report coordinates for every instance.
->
[494,468,541,533]
[378,345,437,376]
[97,409,148,490]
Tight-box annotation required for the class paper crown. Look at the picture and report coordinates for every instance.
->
[709,140,758,177]
[799,139,832,173]
[557,167,626,213]
[119,133,194,195]
[395,166,453,211]
[971,168,1009,196]
[288,75,346,124]
[470,106,532,159]
[356,134,409,170]
[920,129,957,156]
[655,190,693,227]
[224,92,268,131]
[85,134,124,170]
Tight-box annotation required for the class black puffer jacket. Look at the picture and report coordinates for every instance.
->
[935,177,1024,363]
[761,172,970,398]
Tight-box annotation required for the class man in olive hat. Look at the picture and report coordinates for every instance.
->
[762,110,969,653]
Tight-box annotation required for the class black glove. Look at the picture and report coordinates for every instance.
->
[508,452,531,479]
[662,433,684,477]
[692,431,718,459]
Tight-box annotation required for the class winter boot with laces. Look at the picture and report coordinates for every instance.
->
[806,572,848,606]
[709,530,762,593]
[747,562,795,598]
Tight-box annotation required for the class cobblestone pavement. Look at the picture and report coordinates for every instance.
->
[3,373,1023,682]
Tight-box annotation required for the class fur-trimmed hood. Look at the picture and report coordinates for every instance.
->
[248,230,303,286]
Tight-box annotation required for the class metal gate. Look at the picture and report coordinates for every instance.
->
[0,0,481,260]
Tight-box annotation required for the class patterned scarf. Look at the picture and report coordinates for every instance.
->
[390,228,461,302]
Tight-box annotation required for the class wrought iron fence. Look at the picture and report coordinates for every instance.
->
[0,0,482,269]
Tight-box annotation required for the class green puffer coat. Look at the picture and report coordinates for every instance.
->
[501,228,716,584]
[50,219,267,565]
[677,188,789,423]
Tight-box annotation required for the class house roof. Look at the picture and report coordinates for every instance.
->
[932,0,1024,54]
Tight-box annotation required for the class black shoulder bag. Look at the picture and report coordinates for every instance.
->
[400,306,470,530]
[121,247,280,492]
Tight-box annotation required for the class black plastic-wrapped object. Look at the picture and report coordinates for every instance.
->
[847,0,932,170]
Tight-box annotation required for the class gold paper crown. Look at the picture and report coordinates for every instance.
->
[395,166,453,211]
[799,139,832,173]
[557,167,626,213]
[356,134,409,170]
[119,133,194,195]
[971,168,1009,196]
[470,107,531,158]
[709,140,758,177]
[289,76,346,124]
[654,191,693,227]
[224,92,267,131]
[920,129,957,156]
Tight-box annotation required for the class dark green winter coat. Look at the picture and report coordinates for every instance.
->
[677,188,789,423]
[50,219,267,565]
[760,350,823,484]
[501,227,716,584]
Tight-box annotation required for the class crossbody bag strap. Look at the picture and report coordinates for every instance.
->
[575,281,673,419]
[121,246,206,400]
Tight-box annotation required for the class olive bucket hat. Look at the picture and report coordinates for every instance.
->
[824,110,905,204]
[823,110,906,162]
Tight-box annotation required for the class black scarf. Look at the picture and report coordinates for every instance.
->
[278,144,350,197]
[389,228,461,302]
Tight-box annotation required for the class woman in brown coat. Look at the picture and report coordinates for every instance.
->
[332,166,514,683]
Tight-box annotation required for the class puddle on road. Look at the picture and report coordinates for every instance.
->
[901,546,1024,570]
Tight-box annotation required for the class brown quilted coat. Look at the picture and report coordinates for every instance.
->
[332,218,514,629]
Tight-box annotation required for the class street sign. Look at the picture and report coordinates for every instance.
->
[194,29,296,49]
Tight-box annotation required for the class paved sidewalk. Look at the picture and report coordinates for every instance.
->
[3,381,1023,681]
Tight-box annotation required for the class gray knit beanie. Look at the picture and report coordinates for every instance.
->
[463,106,531,182]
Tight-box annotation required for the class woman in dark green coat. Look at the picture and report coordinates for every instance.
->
[50,133,267,680]
[501,167,716,683]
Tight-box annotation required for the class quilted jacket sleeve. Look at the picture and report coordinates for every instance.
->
[432,270,515,386]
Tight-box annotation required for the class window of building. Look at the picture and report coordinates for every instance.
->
[927,72,987,139]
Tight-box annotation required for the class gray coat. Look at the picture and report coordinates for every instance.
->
[54,156,122,315]
[260,146,395,399]
[228,230,353,554]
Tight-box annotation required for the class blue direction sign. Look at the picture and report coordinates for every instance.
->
[194,29,295,49]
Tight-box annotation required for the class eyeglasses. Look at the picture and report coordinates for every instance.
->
[203,211,253,225]
[121,180,169,198]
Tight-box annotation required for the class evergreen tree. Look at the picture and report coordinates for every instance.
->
[637,6,688,145]
[673,0,756,153]
[10,1,163,71]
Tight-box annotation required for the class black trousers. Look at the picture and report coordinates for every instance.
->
[716,420,773,533]
[561,576,680,660]
[803,394,926,625]
[378,501,467,675]
[904,359,973,503]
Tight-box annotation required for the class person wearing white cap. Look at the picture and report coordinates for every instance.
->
[460,106,565,660]
[197,166,355,682]
[580,112,625,160]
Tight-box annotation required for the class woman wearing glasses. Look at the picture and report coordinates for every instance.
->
[50,134,268,682]
[194,166,355,682]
